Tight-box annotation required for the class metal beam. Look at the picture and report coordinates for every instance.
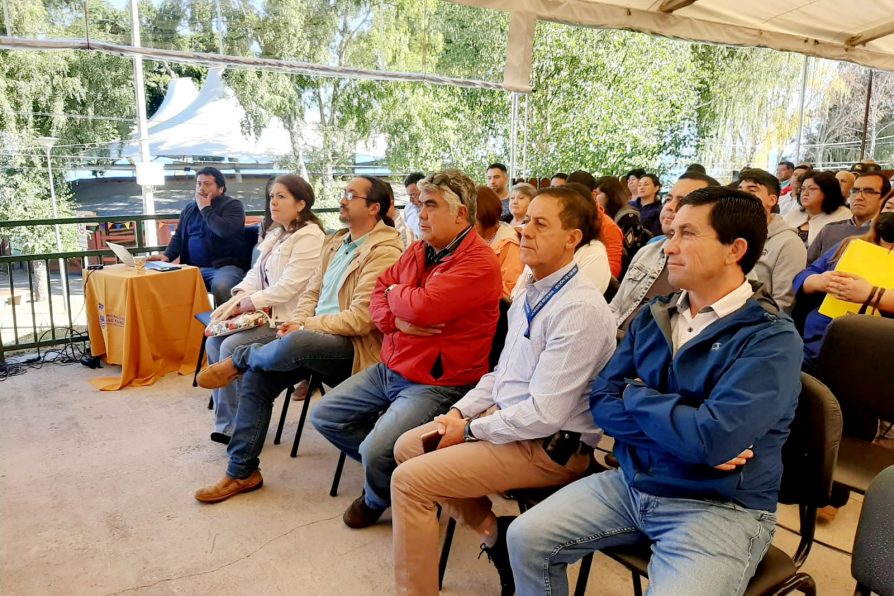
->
[847,19,894,47]
[657,0,699,14]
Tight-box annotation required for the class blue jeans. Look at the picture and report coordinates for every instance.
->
[206,324,278,435]
[507,469,776,596]
[200,265,246,307]
[310,363,469,510]
[224,330,355,479]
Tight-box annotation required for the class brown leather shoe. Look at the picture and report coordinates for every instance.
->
[343,492,386,528]
[290,379,310,401]
[197,357,240,389]
[195,470,263,503]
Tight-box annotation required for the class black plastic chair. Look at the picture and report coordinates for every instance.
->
[598,373,842,596]
[192,310,214,409]
[816,315,894,495]
[852,465,894,596]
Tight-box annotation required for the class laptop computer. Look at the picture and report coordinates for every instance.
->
[106,242,182,271]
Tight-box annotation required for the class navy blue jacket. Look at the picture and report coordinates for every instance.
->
[590,282,803,512]
[165,194,247,269]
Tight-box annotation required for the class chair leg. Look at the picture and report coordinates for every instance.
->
[330,452,347,497]
[290,385,314,458]
[207,395,213,410]
[632,570,643,596]
[192,336,207,387]
[438,517,457,590]
[573,553,594,596]
[274,385,294,445]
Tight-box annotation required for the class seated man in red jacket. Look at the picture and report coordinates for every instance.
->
[311,169,503,529]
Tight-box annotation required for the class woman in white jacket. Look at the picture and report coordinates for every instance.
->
[207,175,326,444]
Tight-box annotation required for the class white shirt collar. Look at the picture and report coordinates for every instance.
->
[677,279,753,320]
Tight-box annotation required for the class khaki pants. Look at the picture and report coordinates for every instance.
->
[391,420,591,596]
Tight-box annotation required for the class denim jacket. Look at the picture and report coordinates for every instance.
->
[609,237,667,327]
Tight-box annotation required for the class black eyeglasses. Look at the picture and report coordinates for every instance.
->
[849,187,881,197]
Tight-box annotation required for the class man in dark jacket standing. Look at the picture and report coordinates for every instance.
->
[311,169,502,530]
[148,166,247,305]
[508,188,804,595]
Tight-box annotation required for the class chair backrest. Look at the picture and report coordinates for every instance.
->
[777,373,842,567]
[817,315,894,422]
[852,465,894,595]
[778,373,842,508]
[243,224,260,269]
[488,299,512,372]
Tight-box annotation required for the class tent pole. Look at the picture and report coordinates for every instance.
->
[3,0,11,36]
[522,93,529,180]
[859,69,874,161]
[130,0,157,247]
[509,92,519,183]
[794,55,808,163]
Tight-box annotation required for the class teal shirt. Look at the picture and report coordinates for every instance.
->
[315,233,367,316]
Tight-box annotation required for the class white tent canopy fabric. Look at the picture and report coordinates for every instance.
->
[450,0,894,91]
[119,67,295,161]
[147,76,198,129]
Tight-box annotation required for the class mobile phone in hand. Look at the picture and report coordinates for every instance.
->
[421,429,442,453]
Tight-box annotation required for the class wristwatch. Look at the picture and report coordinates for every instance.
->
[384,283,397,297]
[463,420,479,443]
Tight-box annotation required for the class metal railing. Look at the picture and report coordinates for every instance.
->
[0,209,340,357]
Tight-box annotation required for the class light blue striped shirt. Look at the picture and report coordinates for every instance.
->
[453,261,616,446]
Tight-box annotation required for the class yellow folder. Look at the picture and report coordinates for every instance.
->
[819,239,894,319]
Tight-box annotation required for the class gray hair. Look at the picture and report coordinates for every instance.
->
[511,182,537,199]
[417,169,477,224]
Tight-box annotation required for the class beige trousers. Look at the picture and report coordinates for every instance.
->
[391,420,591,596]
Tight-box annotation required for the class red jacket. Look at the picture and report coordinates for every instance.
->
[371,230,502,386]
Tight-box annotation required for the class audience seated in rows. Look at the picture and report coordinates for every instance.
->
[836,170,856,199]
[550,172,567,186]
[777,160,795,198]
[402,172,425,240]
[310,169,503,528]
[148,166,248,306]
[777,163,810,218]
[508,187,804,595]
[193,176,404,503]
[625,167,646,201]
[807,172,891,264]
[475,185,524,299]
[610,171,719,332]
[566,170,625,278]
[793,194,894,374]
[206,175,326,443]
[595,175,649,272]
[783,169,851,248]
[630,173,663,237]
[390,187,616,596]
[508,183,537,228]
[486,162,512,221]
[737,168,806,312]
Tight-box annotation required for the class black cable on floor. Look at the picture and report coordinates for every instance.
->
[774,521,854,557]
[0,327,91,382]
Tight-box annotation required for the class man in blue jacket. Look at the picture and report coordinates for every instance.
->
[507,187,804,596]
[148,166,247,305]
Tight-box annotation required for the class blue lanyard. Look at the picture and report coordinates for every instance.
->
[523,264,578,339]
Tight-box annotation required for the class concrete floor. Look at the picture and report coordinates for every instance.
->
[0,363,861,595]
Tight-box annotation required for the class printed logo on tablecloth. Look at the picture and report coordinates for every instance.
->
[98,302,125,328]
[98,303,106,330]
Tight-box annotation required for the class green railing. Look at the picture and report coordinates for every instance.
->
[0,209,342,357]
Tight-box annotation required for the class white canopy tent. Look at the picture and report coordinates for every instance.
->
[146,76,198,129]
[118,67,298,161]
[450,0,894,92]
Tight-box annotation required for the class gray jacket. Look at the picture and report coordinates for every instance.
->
[748,215,806,313]
[609,237,667,327]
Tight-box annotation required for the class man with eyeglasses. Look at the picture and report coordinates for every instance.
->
[311,169,503,529]
[806,172,892,264]
[193,176,404,503]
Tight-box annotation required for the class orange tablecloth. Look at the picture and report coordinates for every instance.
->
[84,264,212,390]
